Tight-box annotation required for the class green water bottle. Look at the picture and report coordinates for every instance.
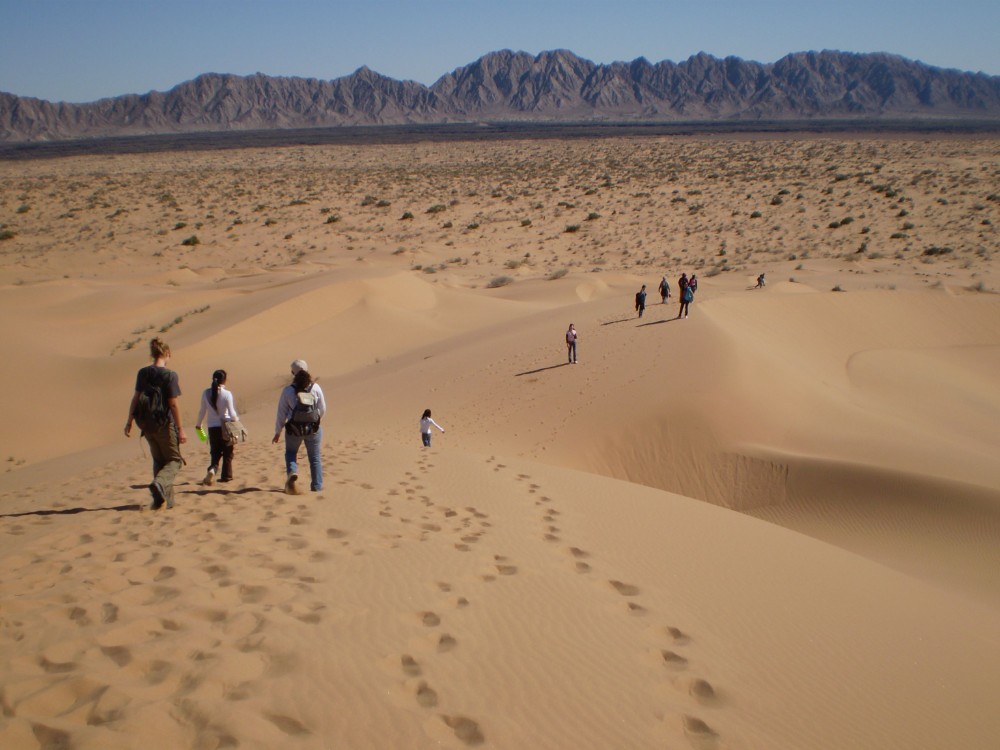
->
[196,426,208,442]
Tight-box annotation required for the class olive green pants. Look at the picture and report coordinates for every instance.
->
[144,424,183,507]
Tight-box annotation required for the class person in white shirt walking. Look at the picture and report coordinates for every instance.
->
[420,409,445,447]
[194,369,240,485]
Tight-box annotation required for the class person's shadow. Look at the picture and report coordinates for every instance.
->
[515,363,572,376]
[0,503,142,518]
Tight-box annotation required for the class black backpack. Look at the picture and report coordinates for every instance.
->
[134,368,171,432]
[287,384,321,435]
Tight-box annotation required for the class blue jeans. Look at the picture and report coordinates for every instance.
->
[284,427,323,491]
[422,431,432,447]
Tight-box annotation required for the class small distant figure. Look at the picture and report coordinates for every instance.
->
[194,369,239,485]
[677,273,689,319]
[124,337,186,510]
[756,273,766,289]
[273,359,326,494]
[566,323,578,364]
[420,409,445,447]
[658,276,671,303]
[635,284,647,318]
[688,274,699,297]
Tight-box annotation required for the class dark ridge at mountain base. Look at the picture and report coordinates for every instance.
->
[4,118,1000,162]
[3,49,1000,144]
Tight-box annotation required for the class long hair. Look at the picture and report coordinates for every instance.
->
[293,369,313,391]
[211,369,227,409]
[422,409,432,419]
[150,337,170,361]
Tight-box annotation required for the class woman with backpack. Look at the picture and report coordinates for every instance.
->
[677,272,692,319]
[124,337,186,510]
[272,359,326,494]
[194,369,240,485]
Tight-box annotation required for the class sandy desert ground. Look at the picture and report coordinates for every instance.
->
[1,133,999,749]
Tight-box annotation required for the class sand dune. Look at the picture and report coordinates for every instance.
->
[2,134,999,749]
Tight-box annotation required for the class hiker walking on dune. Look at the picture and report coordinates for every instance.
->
[273,360,326,494]
[677,273,690,319]
[195,369,239,485]
[124,337,186,510]
[635,284,647,318]
[658,276,671,303]
[566,323,578,364]
[756,273,766,289]
[420,409,445,447]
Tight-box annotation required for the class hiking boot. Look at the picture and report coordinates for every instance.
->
[202,467,215,486]
[149,481,166,510]
[284,473,298,495]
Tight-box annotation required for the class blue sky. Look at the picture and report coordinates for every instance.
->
[2,0,998,103]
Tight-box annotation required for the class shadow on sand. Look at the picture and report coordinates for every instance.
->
[515,362,573,377]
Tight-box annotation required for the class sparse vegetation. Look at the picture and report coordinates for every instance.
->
[487,276,514,288]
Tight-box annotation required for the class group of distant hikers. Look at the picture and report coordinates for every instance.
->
[634,272,698,320]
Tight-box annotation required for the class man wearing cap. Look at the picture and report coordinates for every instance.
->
[273,359,327,493]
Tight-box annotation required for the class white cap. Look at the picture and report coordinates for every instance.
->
[290,359,308,375]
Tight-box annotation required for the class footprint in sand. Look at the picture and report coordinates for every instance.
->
[687,678,718,704]
[608,580,640,597]
[440,715,485,746]
[682,715,718,748]
[414,681,439,707]
[401,654,422,677]
[419,611,441,627]
[657,649,689,669]
[265,713,311,736]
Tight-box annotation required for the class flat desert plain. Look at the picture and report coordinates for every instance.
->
[1,133,999,750]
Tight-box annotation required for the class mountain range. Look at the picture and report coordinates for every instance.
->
[3,49,1000,142]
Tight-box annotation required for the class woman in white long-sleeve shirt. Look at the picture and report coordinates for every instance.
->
[194,369,240,485]
[420,409,445,447]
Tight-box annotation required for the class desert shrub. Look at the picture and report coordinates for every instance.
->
[264,218,277,226]
[422,266,436,274]
[173,222,187,230]
[547,268,568,280]
[376,200,392,208]
[15,204,30,214]
[289,199,307,206]
[923,246,953,256]
[902,221,915,230]
[505,259,523,270]
[360,195,378,206]
[325,214,340,224]
[840,216,855,225]
[319,207,332,214]
[181,235,200,246]
[829,221,841,229]
[521,218,532,227]
[0,230,15,241]
[890,232,907,239]
[426,204,446,214]
[487,276,514,288]
[401,212,414,220]
[466,222,479,230]
[564,224,581,233]
[832,285,844,292]
[442,221,453,228]
[750,211,762,219]
[771,196,783,206]
[586,212,600,221]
